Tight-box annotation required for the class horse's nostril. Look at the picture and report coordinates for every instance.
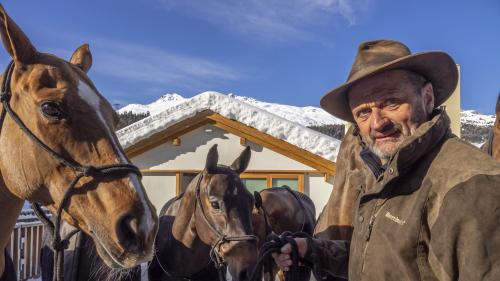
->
[116,213,142,251]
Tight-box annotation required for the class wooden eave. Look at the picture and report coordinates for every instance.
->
[124,110,336,175]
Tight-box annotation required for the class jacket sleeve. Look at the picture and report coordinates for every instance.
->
[427,175,500,281]
[303,237,350,279]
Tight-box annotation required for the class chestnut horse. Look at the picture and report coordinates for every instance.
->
[0,5,157,280]
[482,93,500,161]
[252,186,316,281]
[149,145,258,281]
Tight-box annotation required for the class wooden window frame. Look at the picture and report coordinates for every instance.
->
[241,172,304,192]
[175,171,305,195]
[176,171,199,195]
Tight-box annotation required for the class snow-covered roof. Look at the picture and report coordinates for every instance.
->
[117,91,341,162]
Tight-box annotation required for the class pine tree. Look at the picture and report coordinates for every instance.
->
[116,111,150,130]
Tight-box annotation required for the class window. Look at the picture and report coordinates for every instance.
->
[241,173,304,192]
[272,178,299,191]
[179,172,198,194]
[241,178,268,193]
[177,171,304,194]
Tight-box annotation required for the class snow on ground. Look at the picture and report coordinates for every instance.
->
[117,91,341,162]
[471,142,484,148]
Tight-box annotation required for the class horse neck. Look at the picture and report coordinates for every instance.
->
[0,176,24,278]
[167,194,212,275]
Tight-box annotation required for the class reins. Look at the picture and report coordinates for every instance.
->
[1,61,143,281]
[250,186,312,281]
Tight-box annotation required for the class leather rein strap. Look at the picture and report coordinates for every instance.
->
[1,61,142,281]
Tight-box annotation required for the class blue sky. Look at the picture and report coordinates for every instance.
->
[1,0,499,114]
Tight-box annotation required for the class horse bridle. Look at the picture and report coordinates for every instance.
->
[0,61,143,281]
[194,173,258,281]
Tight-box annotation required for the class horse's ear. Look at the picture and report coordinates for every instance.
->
[253,191,262,209]
[205,144,218,174]
[70,44,92,73]
[0,4,37,63]
[230,146,251,174]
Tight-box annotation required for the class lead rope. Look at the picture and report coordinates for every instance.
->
[1,61,143,281]
[249,231,312,281]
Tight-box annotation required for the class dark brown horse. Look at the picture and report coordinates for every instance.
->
[0,5,157,280]
[149,145,258,281]
[482,93,500,161]
[252,187,316,281]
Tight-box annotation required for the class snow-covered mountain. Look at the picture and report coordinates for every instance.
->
[117,93,343,126]
[116,93,496,146]
[118,93,187,116]
[460,110,495,127]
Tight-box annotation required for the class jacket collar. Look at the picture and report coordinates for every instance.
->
[358,109,451,195]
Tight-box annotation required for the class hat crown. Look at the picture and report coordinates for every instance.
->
[348,40,411,82]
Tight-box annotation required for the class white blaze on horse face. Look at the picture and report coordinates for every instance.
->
[77,81,155,234]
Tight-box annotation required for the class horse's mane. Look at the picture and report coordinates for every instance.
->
[159,192,185,217]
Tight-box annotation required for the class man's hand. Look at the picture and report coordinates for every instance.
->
[271,237,308,271]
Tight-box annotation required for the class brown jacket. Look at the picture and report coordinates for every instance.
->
[308,111,500,280]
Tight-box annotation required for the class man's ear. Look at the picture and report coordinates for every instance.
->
[421,82,435,113]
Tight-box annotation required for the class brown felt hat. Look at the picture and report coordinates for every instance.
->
[320,40,458,122]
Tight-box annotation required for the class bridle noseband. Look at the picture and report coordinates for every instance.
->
[194,173,257,281]
[1,61,143,281]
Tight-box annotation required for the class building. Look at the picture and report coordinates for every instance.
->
[117,92,341,214]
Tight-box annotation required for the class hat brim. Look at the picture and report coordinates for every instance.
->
[320,51,459,122]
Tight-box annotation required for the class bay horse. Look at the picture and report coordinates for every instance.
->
[149,145,258,281]
[252,186,316,281]
[0,5,158,280]
[481,92,500,161]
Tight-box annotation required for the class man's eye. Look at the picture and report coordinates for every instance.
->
[356,108,371,119]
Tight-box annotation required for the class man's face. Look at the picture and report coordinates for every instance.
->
[348,70,434,163]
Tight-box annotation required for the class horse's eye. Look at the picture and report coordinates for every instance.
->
[210,201,220,210]
[41,101,66,120]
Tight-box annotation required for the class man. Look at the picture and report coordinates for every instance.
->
[273,40,500,280]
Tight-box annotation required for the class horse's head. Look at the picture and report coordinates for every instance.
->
[195,145,258,281]
[0,5,157,268]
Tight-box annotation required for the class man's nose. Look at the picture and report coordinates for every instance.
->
[370,108,388,130]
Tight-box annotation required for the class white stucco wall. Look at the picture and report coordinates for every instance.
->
[141,172,176,215]
[131,124,313,170]
[305,174,334,218]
